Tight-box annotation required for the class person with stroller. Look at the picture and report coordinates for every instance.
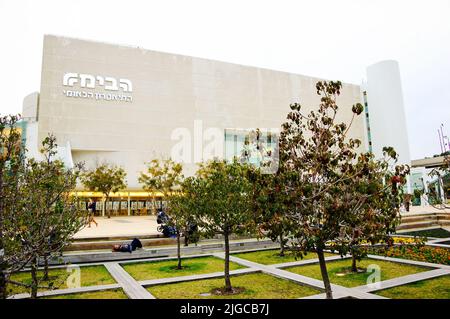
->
[87,198,98,228]
[156,209,176,238]
[156,209,169,225]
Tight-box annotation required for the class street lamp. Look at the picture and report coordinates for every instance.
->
[440,124,447,153]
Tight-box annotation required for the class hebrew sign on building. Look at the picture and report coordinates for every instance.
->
[62,73,133,102]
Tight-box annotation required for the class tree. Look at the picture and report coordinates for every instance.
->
[247,165,291,256]
[0,115,27,299]
[278,80,396,299]
[192,159,253,293]
[81,163,127,218]
[239,129,289,256]
[139,159,189,269]
[333,149,409,272]
[0,118,87,299]
[14,134,87,298]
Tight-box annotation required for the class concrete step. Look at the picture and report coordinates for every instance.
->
[396,225,443,234]
[68,233,254,252]
[401,215,438,223]
[73,233,163,242]
[53,238,278,265]
[397,221,440,230]
[66,237,177,251]
[398,211,450,231]
[402,214,450,221]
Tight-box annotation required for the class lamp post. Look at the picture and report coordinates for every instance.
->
[444,136,450,153]
[440,124,446,153]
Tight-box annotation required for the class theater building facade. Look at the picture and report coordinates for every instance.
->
[20,35,411,216]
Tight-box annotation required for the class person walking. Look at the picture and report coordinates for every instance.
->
[87,198,98,227]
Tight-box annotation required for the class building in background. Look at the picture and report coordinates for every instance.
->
[410,156,450,206]
[364,60,411,168]
[19,35,413,214]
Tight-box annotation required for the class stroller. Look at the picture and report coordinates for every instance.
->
[156,210,177,238]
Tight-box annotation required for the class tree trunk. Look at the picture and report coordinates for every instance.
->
[43,255,49,281]
[0,196,6,299]
[176,231,182,270]
[106,196,110,218]
[279,233,285,257]
[30,258,38,299]
[0,239,6,299]
[317,247,333,299]
[224,232,232,292]
[351,253,358,273]
[0,265,6,299]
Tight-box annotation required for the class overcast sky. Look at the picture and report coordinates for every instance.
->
[0,0,449,159]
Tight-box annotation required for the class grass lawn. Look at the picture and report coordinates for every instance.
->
[285,258,430,288]
[45,288,127,299]
[147,272,321,299]
[7,265,116,297]
[122,256,244,281]
[375,275,450,299]
[232,249,335,265]
[398,228,450,238]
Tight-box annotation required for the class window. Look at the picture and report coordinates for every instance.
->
[224,128,278,168]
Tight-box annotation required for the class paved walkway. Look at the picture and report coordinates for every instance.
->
[401,205,449,215]
[8,238,450,299]
[74,216,159,239]
[73,210,450,240]
[104,262,155,299]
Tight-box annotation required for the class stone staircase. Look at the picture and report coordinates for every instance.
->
[67,233,254,252]
[67,234,176,251]
[55,238,277,265]
[397,211,450,231]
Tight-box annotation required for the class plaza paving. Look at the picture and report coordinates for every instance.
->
[72,207,450,241]
[73,216,160,239]
[8,235,450,299]
[403,205,449,215]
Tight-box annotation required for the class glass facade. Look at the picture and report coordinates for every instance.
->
[410,172,425,192]
[77,194,166,216]
[224,128,278,168]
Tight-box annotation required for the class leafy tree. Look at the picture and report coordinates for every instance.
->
[14,134,87,298]
[240,129,290,256]
[0,118,87,299]
[192,159,253,293]
[81,163,127,218]
[333,149,409,272]
[278,80,391,299]
[0,115,27,299]
[139,159,190,269]
[247,166,290,256]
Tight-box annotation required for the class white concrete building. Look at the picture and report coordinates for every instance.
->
[365,60,411,166]
[19,35,413,214]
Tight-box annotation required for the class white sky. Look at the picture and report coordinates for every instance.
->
[0,0,449,159]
